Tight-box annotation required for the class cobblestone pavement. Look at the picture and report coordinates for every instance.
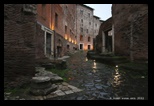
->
[50,51,148,100]
[49,51,116,100]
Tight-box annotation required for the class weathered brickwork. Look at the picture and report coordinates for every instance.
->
[35,22,46,62]
[4,4,36,89]
[112,4,148,61]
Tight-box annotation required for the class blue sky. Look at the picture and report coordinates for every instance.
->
[84,4,112,21]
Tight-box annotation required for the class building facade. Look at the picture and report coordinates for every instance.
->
[36,4,77,62]
[76,4,102,51]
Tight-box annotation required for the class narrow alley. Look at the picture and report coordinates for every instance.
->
[4,4,148,100]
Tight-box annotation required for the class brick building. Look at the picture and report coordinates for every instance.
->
[36,4,77,62]
[54,4,77,57]
[76,4,102,51]
[112,4,148,61]
[4,4,37,89]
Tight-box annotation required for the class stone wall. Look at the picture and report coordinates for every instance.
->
[112,4,148,61]
[4,4,36,89]
[95,17,112,53]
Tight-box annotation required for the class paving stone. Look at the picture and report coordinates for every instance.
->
[76,96,83,100]
[72,88,82,92]
[62,82,69,86]
[46,93,58,99]
[54,90,65,96]
[4,92,11,96]
[64,90,74,94]
[90,87,97,91]
[19,98,25,100]
[61,86,70,91]
[84,83,94,87]
[94,79,102,82]
[68,85,78,89]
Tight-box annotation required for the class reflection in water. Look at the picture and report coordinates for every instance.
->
[85,57,88,62]
[92,60,97,73]
[113,65,121,86]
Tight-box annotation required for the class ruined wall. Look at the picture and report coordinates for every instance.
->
[35,22,46,62]
[112,4,148,61]
[4,4,36,89]
[96,17,112,53]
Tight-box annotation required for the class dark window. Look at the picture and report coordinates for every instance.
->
[67,45,69,49]
[88,37,91,42]
[80,35,83,41]
[81,19,83,23]
[89,22,91,25]
[80,27,83,32]
[88,13,90,18]
[80,44,83,50]
[55,13,58,28]
[80,10,83,15]
[65,25,67,34]
[88,45,91,50]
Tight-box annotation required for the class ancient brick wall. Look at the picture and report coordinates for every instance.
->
[4,4,36,89]
[112,4,148,61]
[35,22,46,62]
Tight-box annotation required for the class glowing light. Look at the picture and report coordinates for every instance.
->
[85,57,88,62]
[65,34,68,40]
[93,60,96,69]
[92,60,97,73]
[50,23,54,30]
[113,65,121,86]
[84,46,88,50]
[69,38,72,42]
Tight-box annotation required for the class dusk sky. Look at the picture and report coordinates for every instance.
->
[84,4,112,21]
